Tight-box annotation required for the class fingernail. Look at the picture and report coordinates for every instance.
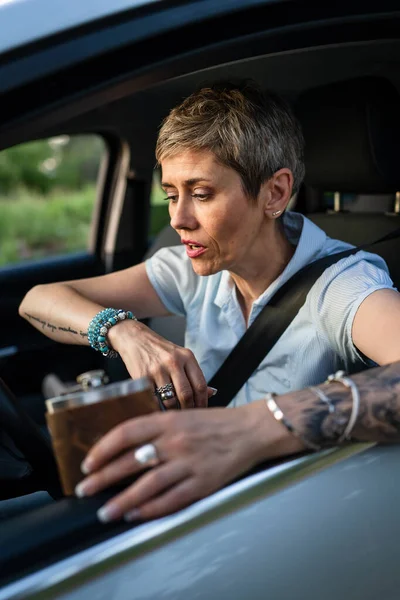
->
[97,504,120,523]
[209,387,218,396]
[124,508,142,522]
[81,458,93,475]
[75,481,89,498]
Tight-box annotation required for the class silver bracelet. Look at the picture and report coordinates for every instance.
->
[265,392,321,451]
[326,370,360,442]
[310,386,336,414]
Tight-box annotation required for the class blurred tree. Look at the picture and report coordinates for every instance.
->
[0,141,53,194]
[0,135,104,195]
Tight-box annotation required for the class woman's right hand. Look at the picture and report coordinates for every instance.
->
[108,319,213,409]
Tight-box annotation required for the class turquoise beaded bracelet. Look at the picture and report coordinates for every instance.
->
[88,308,136,358]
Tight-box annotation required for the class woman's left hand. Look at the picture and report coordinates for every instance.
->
[75,404,269,522]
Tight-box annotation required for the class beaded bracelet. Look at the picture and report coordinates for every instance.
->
[87,308,136,358]
[88,308,118,351]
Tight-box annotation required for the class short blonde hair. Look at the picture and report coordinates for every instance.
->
[156,81,305,200]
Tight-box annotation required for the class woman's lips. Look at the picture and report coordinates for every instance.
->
[185,244,207,258]
[182,240,207,258]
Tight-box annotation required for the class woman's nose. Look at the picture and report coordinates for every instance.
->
[170,198,197,231]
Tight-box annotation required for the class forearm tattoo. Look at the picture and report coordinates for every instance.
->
[278,361,400,447]
[24,312,88,339]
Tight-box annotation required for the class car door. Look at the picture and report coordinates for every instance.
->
[0,133,126,416]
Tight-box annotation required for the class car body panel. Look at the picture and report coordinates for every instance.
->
[3,443,400,600]
[0,0,161,55]
[0,0,286,96]
[0,0,290,57]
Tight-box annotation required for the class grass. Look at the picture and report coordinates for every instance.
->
[0,184,170,267]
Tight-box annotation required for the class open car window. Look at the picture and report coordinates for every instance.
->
[0,135,106,268]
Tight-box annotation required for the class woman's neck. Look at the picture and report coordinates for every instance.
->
[230,221,295,324]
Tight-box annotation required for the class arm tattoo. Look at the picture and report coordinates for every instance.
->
[278,361,400,447]
[24,312,49,330]
[58,326,78,335]
[24,312,87,340]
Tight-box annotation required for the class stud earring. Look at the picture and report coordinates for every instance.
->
[272,210,282,217]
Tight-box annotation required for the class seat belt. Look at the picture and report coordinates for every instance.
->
[208,226,400,408]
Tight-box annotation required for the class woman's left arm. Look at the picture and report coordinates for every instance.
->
[351,288,400,366]
[75,363,400,523]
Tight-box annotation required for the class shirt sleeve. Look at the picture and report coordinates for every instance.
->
[145,245,199,317]
[308,250,396,364]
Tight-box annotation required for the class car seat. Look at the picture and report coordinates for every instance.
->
[295,77,400,283]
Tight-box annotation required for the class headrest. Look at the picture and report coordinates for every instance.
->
[295,77,400,193]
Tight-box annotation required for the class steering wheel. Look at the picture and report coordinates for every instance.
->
[0,378,63,500]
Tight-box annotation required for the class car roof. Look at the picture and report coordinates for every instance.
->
[0,0,161,55]
[0,0,285,57]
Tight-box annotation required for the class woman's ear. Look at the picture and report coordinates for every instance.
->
[263,168,294,218]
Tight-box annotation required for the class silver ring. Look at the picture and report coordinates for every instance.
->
[134,443,159,467]
[156,383,175,394]
[160,389,175,401]
[156,383,176,397]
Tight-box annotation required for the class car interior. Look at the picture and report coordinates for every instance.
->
[1,6,400,588]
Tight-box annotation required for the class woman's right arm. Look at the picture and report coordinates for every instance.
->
[18,262,170,346]
[19,263,210,408]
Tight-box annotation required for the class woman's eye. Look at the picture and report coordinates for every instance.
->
[192,193,210,201]
[164,195,178,203]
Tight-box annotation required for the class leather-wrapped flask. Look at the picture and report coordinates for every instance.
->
[45,377,158,495]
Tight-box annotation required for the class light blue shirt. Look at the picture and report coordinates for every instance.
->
[146,212,394,407]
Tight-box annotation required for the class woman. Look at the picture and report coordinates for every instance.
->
[19,82,400,522]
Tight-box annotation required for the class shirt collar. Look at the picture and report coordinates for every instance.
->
[214,269,234,308]
[213,211,328,309]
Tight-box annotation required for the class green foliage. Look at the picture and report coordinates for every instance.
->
[149,178,170,233]
[150,204,170,237]
[0,141,53,194]
[150,181,167,205]
[52,136,104,189]
[0,186,95,266]
[0,136,104,195]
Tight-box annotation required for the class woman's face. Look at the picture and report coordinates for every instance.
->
[161,149,269,277]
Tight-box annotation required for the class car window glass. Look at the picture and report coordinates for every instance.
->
[149,168,170,238]
[0,135,106,267]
